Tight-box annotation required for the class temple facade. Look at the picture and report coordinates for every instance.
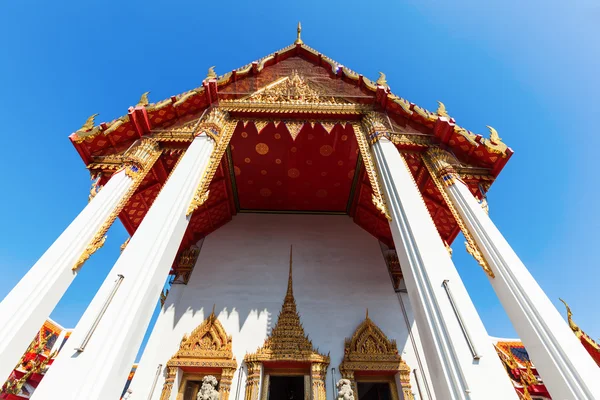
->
[1,25,599,400]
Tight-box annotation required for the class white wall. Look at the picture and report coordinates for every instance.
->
[129,214,433,400]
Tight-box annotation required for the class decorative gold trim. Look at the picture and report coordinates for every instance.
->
[186,111,234,217]
[73,139,162,271]
[362,112,391,144]
[560,298,600,356]
[339,312,413,400]
[353,121,391,221]
[422,148,494,278]
[482,126,508,157]
[160,307,237,400]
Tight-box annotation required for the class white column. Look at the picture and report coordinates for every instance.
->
[0,139,159,382]
[364,115,517,399]
[427,148,600,399]
[32,113,229,400]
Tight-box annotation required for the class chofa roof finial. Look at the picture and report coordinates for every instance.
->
[295,22,303,45]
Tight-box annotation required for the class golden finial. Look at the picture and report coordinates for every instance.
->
[559,298,580,333]
[486,125,502,144]
[295,22,303,45]
[286,245,294,298]
[366,308,369,319]
[376,72,387,87]
[137,91,150,107]
[206,66,217,80]
[210,304,216,319]
[436,101,449,117]
[80,113,99,131]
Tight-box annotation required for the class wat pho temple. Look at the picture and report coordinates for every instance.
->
[1,25,599,400]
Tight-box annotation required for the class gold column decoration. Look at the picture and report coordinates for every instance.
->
[220,367,236,400]
[186,109,233,217]
[353,120,391,221]
[244,247,330,400]
[159,307,237,400]
[422,148,495,278]
[73,139,162,271]
[339,311,413,400]
[244,362,262,400]
[362,112,391,145]
[159,367,176,400]
[399,360,413,400]
[311,363,327,400]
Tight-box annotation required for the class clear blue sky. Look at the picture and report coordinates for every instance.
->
[1,0,598,357]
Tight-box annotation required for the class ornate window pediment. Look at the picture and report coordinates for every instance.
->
[160,309,237,400]
[340,312,413,400]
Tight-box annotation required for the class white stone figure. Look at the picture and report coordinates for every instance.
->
[197,375,220,400]
[336,379,354,400]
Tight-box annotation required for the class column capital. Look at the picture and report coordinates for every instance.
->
[121,138,161,179]
[423,147,461,186]
[196,107,230,141]
[361,112,391,144]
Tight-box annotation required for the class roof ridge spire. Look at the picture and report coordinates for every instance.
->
[295,22,303,45]
[286,245,294,299]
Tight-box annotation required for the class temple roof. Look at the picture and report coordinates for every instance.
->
[70,25,515,269]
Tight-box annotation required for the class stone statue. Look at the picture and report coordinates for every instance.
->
[336,379,355,400]
[197,375,220,400]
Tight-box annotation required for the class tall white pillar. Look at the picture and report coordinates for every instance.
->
[31,109,232,400]
[424,147,600,399]
[0,139,160,382]
[362,113,517,400]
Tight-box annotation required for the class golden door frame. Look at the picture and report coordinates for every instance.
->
[160,309,237,400]
[339,312,413,400]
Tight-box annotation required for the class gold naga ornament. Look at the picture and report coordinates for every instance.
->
[137,91,150,107]
[244,247,329,400]
[339,310,413,400]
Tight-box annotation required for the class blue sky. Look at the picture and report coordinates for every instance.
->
[1,0,598,358]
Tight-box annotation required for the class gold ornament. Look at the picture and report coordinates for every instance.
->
[206,66,217,80]
[160,307,237,400]
[244,247,329,399]
[137,91,150,107]
[376,72,388,87]
[79,113,98,132]
[436,101,449,117]
[295,21,303,45]
[339,312,413,400]
[481,125,508,156]
[187,110,233,217]
[353,121,391,221]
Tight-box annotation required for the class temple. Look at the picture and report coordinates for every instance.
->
[1,24,599,400]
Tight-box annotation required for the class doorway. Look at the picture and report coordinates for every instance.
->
[356,382,392,400]
[267,375,305,400]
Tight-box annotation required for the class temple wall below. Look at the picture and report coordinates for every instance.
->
[129,214,433,400]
